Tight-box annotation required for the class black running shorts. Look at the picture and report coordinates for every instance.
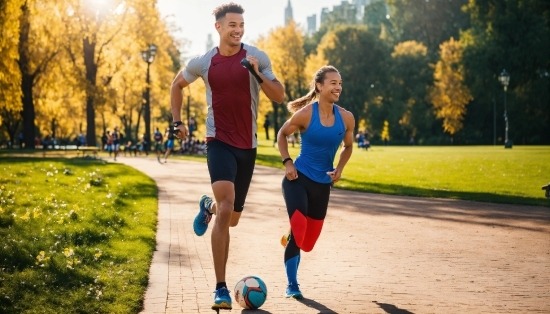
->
[206,139,257,212]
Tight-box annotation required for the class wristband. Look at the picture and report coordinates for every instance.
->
[173,121,183,127]
[282,157,293,165]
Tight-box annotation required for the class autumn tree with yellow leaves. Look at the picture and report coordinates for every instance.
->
[0,0,23,146]
[256,20,307,137]
[389,40,432,141]
[0,0,181,148]
[430,38,472,139]
[61,0,178,146]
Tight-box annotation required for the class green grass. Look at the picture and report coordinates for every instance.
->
[0,157,157,313]
[253,140,550,207]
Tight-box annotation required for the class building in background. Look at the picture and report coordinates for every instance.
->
[285,0,294,25]
[306,14,317,35]
[319,0,386,31]
[205,33,214,52]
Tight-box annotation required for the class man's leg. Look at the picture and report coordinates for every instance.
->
[203,140,253,310]
[208,180,235,310]
[198,191,241,280]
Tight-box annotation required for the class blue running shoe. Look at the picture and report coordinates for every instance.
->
[285,283,303,299]
[212,287,232,310]
[193,195,213,236]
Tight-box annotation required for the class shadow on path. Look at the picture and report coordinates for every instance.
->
[237,309,272,314]
[328,190,550,233]
[297,297,338,314]
[373,301,415,314]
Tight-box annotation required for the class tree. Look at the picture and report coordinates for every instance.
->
[1,0,183,149]
[100,7,181,143]
[388,40,434,142]
[363,0,391,38]
[17,1,66,148]
[386,0,470,56]
[256,21,307,139]
[381,120,390,144]
[461,0,550,144]
[430,38,472,140]
[62,0,130,146]
[58,0,178,147]
[315,25,390,133]
[0,0,23,146]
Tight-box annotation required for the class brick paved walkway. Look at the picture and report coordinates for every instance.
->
[118,156,550,314]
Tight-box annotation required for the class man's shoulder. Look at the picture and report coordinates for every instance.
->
[188,48,218,67]
[242,43,267,56]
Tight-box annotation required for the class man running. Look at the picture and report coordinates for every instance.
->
[169,2,284,311]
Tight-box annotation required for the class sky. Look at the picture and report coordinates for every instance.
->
[157,0,347,58]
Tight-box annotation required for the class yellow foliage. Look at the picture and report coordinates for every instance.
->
[381,120,390,141]
[306,31,337,79]
[0,0,24,122]
[305,52,328,83]
[3,0,182,141]
[255,21,307,122]
[430,38,473,136]
[391,40,428,58]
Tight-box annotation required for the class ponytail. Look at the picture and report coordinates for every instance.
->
[287,90,316,113]
[286,65,340,113]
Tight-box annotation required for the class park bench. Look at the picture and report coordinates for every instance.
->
[38,145,99,158]
[39,144,78,157]
[77,146,100,157]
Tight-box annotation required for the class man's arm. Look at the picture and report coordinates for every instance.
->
[170,71,190,138]
[258,76,285,104]
[244,55,285,104]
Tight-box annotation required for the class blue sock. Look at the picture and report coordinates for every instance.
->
[285,255,301,285]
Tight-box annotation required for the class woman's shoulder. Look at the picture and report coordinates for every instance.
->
[295,103,314,116]
[335,105,353,117]
[335,105,355,125]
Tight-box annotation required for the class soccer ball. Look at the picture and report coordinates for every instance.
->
[234,276,268,309]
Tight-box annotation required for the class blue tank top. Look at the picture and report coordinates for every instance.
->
[294,102,346,184]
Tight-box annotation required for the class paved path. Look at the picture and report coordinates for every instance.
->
[117,156,550,314]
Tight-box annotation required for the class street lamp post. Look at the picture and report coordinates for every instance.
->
[493,97,497,146]
[498,69,511,148]
[141,43,158,149]
[187,86,191,131]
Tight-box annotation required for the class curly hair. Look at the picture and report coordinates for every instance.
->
[212,2,244,21]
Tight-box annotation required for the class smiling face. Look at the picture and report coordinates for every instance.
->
[316,71,342,103]
[215,12,244,49]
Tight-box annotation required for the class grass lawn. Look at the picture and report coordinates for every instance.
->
[0,157,157,313]
[253,140,550,207]
[12,142,547,206]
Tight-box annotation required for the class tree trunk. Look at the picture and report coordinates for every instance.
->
[83,37,97,146]
[18,2,36,149]
[272,101,279,144]
[21,74,35,148]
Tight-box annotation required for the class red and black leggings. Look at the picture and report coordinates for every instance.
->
[282,172,331,263]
